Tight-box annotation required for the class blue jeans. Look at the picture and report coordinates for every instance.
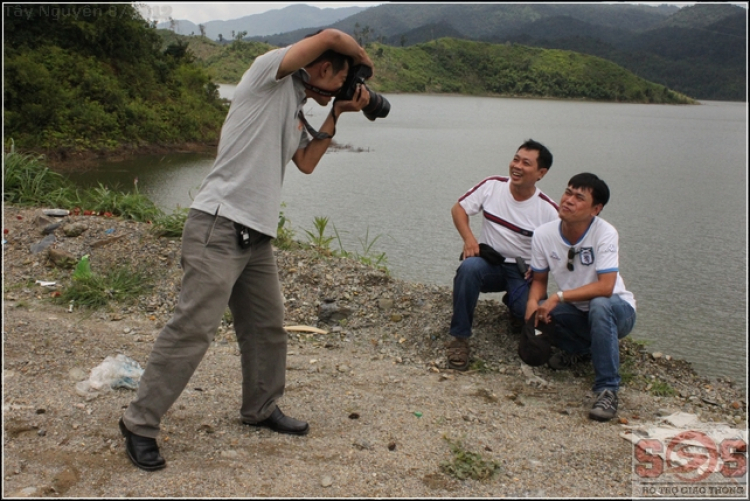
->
[450,257,528,338]
[549,295,636,393]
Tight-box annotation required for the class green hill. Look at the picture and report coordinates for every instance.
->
[3,4,227,158]
[177,33,693,104]
[367,38,693,103]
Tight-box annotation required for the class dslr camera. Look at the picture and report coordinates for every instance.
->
[337,64,390,121]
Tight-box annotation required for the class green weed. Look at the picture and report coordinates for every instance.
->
[152,206,189,237]
[332,223,389,272]
[82,183,162,222]
[3,150,162,223]
[648,379,676,397]
[273,203,297,250]
[440,436,501,481]
[2,150,78,207]
[468,359,491,373]
[353,227,389,270]
[58,265,152,309]
[304,216,335,253]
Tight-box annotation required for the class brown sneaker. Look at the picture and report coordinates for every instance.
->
[446,337,470,371]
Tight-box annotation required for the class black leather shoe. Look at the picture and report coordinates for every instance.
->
[244,407,309,436]
[119,418,166,471]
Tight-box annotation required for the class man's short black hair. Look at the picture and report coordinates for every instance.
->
[309,50,351,74]
[304,30,352,74]
[519,139,553,171]
[568,172,611,208]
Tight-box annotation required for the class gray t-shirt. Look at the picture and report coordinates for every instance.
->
[191,46,311,237]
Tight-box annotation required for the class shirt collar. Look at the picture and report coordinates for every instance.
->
[293,69,309,105]
[295,68,311,82]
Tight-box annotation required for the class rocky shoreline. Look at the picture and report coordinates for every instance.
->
[3,206,747,497]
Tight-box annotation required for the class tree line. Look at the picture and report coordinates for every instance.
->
[3,3,227,159]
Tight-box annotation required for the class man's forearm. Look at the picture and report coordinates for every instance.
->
[451,203,475,243]
[321,29,371,67]
[293,109,338,174]
[526,278,547,318]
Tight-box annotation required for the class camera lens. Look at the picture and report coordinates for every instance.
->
[363,90,390,121]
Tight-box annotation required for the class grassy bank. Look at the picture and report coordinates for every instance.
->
[2,150,388,269]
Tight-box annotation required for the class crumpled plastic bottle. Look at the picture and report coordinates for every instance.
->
[75,354,144,399]
[72,254,91,280]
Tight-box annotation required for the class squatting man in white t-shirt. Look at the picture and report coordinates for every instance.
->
[528,172,636,421]
[447,139,559,371]
[118,29,375,471]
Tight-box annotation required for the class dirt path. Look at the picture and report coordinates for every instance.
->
[3,207,746,497]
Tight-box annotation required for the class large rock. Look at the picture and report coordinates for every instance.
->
[318,301,352,325]
[30,234,56,254]
[35,214,55,228]
[48,248,77,269]
[62,222,88,237]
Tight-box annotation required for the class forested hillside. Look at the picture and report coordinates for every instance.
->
[3,3,227,158]
[370,39,693,103]
[504,6,747,101]
[173,33,693,104]
[2,4,698,161]
[246,3,745,101]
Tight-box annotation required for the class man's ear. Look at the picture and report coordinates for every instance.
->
[315,60,333,78]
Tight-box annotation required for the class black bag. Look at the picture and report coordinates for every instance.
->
[518,311,556,366]
[460,243,505,266]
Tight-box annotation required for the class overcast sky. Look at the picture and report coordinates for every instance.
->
[137,2,746,25]
[138,2,385,24]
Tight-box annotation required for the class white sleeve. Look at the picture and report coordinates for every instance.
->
[596,226,620,274]
[458,179,490,216]
[238,47,289,94]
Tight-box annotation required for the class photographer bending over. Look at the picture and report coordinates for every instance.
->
[119,29,374,471]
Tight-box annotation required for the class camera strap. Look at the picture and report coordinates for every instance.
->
[297,110,334,140]
[298,80,337,98]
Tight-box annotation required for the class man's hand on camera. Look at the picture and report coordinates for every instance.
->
[355,54,375,77]
[334,84,370,114]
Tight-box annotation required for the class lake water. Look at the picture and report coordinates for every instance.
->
[67,89,748,388]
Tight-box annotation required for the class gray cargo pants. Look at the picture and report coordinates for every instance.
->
[123,209,287,438]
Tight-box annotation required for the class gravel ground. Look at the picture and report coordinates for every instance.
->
[3,206,747,498]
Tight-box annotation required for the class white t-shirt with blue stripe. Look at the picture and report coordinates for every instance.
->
[531,217,636,312]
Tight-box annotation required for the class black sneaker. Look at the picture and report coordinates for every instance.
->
[547,351,591,370]
[589,390,618,421]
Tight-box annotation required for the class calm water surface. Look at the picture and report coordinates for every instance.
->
[67,91,748,388]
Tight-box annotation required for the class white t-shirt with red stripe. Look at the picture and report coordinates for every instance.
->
[458,176,559,264]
